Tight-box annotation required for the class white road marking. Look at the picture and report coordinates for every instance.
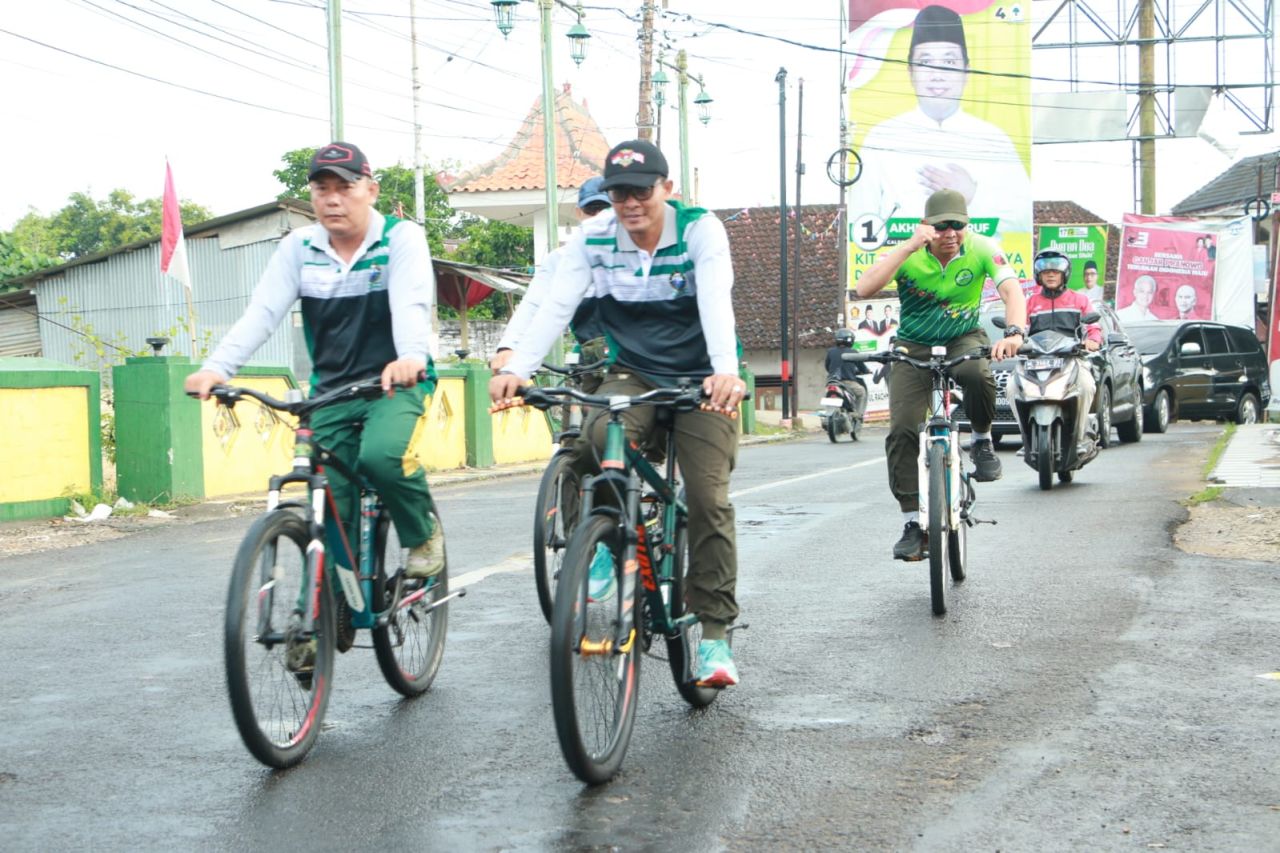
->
[452,552,532,588]
[729,457,884,499]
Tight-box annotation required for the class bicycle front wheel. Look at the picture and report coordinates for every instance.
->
[549,514,641,784]
[534,452,579,623]
[665,520,719,708]
[927,442,949,616]
[373,511,448,698]
[225,509,336,768]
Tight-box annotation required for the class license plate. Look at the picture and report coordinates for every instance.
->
[1025,357,1063,370]
[820,397,843,407]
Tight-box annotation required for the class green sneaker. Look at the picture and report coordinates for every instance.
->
[695,639,739,688]
[586,542,615,602]
[406,525,445,579]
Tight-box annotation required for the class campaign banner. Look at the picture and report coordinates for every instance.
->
[1038,224,1109,306]
[1116,220,1216,323]
[846,0,1032,291]
[843,295,901,413]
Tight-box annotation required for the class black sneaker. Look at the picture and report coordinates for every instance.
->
[893,521,926,561]
[970,439,1003,482]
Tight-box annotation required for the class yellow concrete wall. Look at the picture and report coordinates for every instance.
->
[201,375,298,498]
[408,377,467,471]
[491,403,554,465]
[0,387,91,502]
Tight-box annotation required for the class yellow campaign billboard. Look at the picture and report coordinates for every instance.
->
[845,1,1031,297]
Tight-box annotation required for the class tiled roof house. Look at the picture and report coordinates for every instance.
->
[1172,150,1280,218]
[440,84,610,259]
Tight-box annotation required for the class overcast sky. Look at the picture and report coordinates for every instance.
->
[2,0,1274,231]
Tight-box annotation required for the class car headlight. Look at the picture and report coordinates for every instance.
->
[1142,366,1152,388]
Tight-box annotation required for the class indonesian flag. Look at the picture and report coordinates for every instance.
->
[161,161,192,293]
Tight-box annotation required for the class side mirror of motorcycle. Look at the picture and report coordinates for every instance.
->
[992,316,1007,329]
[1081,312,1100,325]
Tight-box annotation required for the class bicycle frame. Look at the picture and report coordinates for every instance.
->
[917,347,966,532]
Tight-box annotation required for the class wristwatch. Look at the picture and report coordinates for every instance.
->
[1003,324,1025,339]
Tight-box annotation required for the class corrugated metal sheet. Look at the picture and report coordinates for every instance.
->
[0,292,40,357]
[35,227,301,381]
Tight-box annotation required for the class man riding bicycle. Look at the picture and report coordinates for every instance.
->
[489,139,745,687]
[852,188,1027,561]
[185,141,443,596]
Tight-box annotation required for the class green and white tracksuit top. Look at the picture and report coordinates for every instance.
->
[203,214,436,395]
[504,200,738,385]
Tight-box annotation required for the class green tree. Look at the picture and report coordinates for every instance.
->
[0,233,56,288]
[450,216,534,270]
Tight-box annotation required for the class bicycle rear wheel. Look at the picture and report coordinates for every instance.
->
[549,514,641,784]
[665,520,719,708]
[534,452,579,624]
[927,442,949,616]
[225,509,335,768]
[373,511,448,698]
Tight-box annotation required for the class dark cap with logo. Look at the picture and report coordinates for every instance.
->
[309,142,373,182]
[923,188,969,225]
[600,140,669,190]
[911,5,968,64]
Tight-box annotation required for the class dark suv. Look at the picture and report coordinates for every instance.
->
[957,301,1145,446]
[1126,320,1271,432]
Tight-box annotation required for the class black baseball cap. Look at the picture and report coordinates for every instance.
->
[309,142,373,182]
[600,140,669,190]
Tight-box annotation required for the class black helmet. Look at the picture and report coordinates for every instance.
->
[1033,249,1071,298]
[835,328,854,346]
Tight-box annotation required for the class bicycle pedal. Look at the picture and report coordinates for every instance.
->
[970,516,998,525]
[726,622,749,634]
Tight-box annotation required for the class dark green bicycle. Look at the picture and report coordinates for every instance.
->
[519,381,743,784]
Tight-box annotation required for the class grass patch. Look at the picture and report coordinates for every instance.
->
[750,422,792,437]
[1201,422,1236,478]
[1185,485,1224,506]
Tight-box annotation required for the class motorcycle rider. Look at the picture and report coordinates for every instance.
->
[1026,248,1101,426]
[824,328,869,421]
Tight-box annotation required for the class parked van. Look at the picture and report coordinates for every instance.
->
[1126,321,1271,432]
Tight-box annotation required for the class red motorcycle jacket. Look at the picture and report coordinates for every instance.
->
[1025,288,1102,346]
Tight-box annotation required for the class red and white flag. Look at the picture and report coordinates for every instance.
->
[160,161,192,293]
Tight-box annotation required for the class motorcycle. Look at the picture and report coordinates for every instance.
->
[818,374,865,442]
[997,316,1102,490]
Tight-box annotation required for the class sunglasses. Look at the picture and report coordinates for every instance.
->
[608,183,659,203]
[932,220,967,232]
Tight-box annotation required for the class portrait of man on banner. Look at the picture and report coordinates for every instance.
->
[845,0,1032,291]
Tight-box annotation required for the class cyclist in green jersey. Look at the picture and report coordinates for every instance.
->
[852,188,1027,561]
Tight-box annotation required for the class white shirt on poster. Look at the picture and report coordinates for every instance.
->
[849,107,1032,238]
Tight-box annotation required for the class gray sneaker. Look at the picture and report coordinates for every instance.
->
[893,522,926,561]
[406,525,445,579]
[969,439,1003,482]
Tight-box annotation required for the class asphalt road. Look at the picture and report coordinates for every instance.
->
[2,423,1278,851]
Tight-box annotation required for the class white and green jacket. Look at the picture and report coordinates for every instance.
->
[505,200,738,384]
[203,214,436,394]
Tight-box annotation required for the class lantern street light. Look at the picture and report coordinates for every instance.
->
[651,49,711,204]
[694,80,713,126]
[491,0,518,37]
[490,0,592,257]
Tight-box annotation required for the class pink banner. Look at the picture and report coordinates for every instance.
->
[1116,220,1216,323]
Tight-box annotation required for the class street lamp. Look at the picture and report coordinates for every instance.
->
[652,67,669,108]
[491,0,518,37]
[490,0,592,257]
[694,80,713,126]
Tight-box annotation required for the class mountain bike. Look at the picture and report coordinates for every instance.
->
[518,381,745,784]
[200,379,460,768]
[532,356,608,623]
[846,346,995,615]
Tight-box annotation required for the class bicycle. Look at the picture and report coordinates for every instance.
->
[517,381,745,784]
[532,355,608,623]
[846,346,995,615]
[200,378,460,768]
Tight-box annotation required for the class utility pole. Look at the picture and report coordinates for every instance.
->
[676,50,690,198]
[326,0,344,139]
[776,67,790,426]
[539,0,559,255]
[409,0,425,226]
[1138,0,1156,214]
[791,79,804,421]
[637,1,656,139]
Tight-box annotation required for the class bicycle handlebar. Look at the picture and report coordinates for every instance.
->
[537,357,610,377]
[517,382,742,414]
[188,374,421,417]
[843,347,990,373]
